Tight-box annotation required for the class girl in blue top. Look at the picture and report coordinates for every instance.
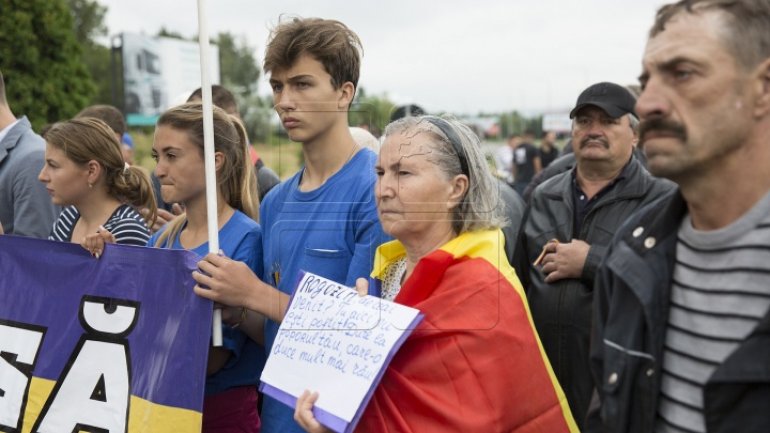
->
[150,102,263,433]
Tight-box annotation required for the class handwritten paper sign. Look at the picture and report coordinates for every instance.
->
[260,271,423,433]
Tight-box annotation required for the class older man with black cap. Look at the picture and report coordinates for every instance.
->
[513,81,673,429]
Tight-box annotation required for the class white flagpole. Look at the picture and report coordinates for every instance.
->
[196,0,222,347]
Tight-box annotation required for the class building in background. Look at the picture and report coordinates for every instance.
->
[120,33,220,126]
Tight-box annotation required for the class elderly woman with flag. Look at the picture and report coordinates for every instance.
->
[294,115,579,433]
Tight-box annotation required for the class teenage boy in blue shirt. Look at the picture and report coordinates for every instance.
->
[193,17,388,433]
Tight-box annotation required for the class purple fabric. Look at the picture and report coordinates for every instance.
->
[0,235,212,411]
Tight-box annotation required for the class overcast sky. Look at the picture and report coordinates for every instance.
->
[98,0,668,115]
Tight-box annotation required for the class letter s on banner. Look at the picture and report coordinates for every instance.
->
[0,321,46,431]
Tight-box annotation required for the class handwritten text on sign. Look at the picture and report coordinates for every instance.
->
[260,272,421,425]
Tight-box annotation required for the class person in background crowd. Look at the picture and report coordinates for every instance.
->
[522,152,576,203]
[349,126,380,152]
[540,130,559,168]
[494,133,517,183]
[293,116,579,433]
[121,132,135,165]
[76,104,126,143]
[76,104,132,165]
[524,93,651,204]
[514,81,673,429]
[389,103,425,122]
[511,130,541,196]
[0,69,58,237]
[590,1,770,432]
[39,118,156,254]
[190,17,388,433]
[150,103,263,433]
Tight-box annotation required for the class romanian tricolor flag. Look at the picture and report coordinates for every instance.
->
[0,235,212,433]
[359,229,579,433]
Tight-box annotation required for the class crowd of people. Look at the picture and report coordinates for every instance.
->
[1,0,769,432]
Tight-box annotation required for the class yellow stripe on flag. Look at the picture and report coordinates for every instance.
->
[372,229,580,433]
[439,230,580,433]
[23,377,202,433]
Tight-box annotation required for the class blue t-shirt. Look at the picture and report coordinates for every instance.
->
[259,149,389,433]
[148,210,266,396]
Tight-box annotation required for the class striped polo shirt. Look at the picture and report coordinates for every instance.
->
[49,204,150,246]
[656,191,770,433]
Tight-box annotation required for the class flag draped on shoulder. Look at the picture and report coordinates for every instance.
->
[361,229,579,433]
[0,235,212,433]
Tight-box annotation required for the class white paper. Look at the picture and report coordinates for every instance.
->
[260,272,421,422]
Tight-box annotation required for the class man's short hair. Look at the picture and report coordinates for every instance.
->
[187,85,239,116]
[651,0,770,70]
[264,17,362,91]
[389,104,426,122]
[75,105,127,136]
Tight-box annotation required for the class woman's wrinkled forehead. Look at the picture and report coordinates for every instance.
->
[384,125,442,159]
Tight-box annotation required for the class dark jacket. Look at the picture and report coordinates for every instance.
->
[513,155,673,429]
[254,158,281,200]
[498,178,526,265]
[588,191,770,433]
[523,148,647,205]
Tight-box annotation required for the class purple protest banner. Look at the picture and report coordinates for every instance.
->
[0,235,212,432]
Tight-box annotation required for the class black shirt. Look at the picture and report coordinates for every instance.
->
[540,146,558,169]
[513,142,539,183]
[571,160,632,235]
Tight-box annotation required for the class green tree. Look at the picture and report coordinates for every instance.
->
[67,0,114,106]
[498,111,525,138]
[157,27,185,40]
[239,93,275,143]
[349,87,395,136]
[215,32,264,140]
[67,0,106,43]
[497,111,545,139]
[216,32,260,96]
[0,0,95,130]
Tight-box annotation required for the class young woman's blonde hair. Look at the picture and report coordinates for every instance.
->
[153,103,259,247]
[43,117,158,227]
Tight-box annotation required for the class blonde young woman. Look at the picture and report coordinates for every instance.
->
[39,117,156,253]
[149,103,263,433]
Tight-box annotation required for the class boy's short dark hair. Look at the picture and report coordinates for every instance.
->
[187,84,239,116]
[264,17,362,91]
[76,104,127,136]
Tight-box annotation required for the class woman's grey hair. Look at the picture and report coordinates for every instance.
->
[382,115,506,234]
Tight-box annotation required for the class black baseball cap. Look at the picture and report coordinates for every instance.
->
[569,82,637,119]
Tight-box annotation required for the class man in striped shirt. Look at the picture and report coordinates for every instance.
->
[590,1,770,433]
